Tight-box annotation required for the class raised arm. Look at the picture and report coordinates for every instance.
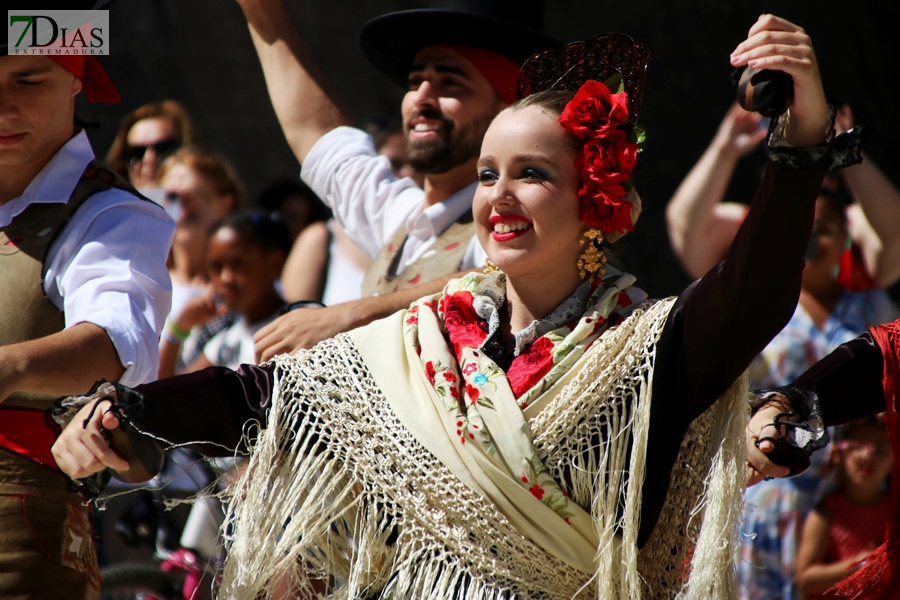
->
[237,0,348,163]
[665,102,766,279]
[837,107,900,287]
[667,14,830,415]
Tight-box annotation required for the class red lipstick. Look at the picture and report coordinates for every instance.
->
[489,214,532,242]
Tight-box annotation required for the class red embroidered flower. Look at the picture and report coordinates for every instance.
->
[591,316,607,334]
[424,361,436,386]
[463,363,477,376]
[441,291,488,358]
[409,305,419,314]
[529,485,545,500]
[558,80,629,139]
[406,315,418,326]
[521,475,529,483]
[466,384,480,403]
[507,336,556,398]
[450,386,459,399]
[443,371,457,382]
[617,291,632,307]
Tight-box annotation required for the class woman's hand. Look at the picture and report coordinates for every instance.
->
[746,398,796,486]
[51,397,131,479]
[730,14,828,147]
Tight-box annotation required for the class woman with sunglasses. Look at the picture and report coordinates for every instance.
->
[50,15,858,599]
[106,100,194,190]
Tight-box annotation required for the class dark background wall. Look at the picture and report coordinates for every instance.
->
[77,0,900,299]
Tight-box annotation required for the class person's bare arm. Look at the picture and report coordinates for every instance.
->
[665,102,767,279]
[796,506,869,594]
[281,221,330,302]
[158,290,220,379]
[237,0,348,163]
[0,322,125,402]
[255,269,477,361]
[836,107,900,287]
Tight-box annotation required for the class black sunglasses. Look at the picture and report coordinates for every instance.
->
[126,138,181,165]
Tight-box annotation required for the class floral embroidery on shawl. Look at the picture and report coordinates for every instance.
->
[403,270,647,523]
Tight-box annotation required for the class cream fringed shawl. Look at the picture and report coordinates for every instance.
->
[219,298,749,599]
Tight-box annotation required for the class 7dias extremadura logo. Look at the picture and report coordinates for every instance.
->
[8,10,110,55]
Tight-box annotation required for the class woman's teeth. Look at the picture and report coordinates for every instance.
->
[493,221,531,233]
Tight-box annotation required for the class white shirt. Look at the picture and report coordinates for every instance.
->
[0,130,175,386]
[301,126,487,274]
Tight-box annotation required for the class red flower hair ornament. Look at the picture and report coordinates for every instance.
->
[558,76,645,235]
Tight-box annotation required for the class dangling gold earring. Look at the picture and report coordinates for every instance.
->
[483,258,499,273]
[577,229,607,280]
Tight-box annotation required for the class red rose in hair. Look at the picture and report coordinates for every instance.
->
[507,336,556,398]
[441,291,488,358]
[578,184,634,233]
[424,361,436,386]
[558,80,629,140]
[577,130,638,186]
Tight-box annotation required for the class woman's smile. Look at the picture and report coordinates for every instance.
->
[490,214,533,241]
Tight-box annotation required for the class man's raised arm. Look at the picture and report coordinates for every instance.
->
[238,0,348,163]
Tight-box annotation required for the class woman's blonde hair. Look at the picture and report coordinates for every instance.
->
[502,89,642,240]
[107,100,196,181]
[157,146,244,209]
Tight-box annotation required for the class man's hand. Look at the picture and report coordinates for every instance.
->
[254,304,356,362]
[713,102,767,161]
[51,398,130,479]
[730,14,828,147]
[746,399,796,487]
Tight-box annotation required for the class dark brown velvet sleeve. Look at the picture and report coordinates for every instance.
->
[791,332,887,424]
[131,363,278,456]
[637,158,826,546]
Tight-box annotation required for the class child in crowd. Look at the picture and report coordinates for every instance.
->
[796,416,892,599]
[160,210,290,374]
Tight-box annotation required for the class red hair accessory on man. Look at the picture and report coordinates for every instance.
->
[558,78,643,235]
[48,55,121,104]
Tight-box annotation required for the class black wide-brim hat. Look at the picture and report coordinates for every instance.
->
[359,0,562,88]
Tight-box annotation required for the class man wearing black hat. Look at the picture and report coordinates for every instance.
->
[243,0,560,360]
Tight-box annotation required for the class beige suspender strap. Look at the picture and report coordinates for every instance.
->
[360,216,476,298]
